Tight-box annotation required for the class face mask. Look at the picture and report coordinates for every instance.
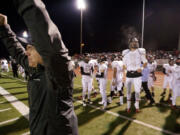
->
[168,60,173,65]
[84,59,89,63]
[131,43,138,48]
[129,42,139,49]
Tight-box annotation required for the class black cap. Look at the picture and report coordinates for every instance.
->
[17,37,32,48]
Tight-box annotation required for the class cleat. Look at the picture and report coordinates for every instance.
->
[78,96,82,100]
[87,99,93,104]
[82,101,86,107]
[127,109,131,113]
[149,100,155,105]
[92,91,97,98]
[171,105,177,110]
[136,109,140,113]
[167,98,171,104]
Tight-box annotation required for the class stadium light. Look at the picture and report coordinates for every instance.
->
[22,31,28,38]
[77,0,86,54]
[77,0,86,10]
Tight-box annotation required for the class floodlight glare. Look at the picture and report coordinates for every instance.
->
[22,31,28,38]
[77,0,86,10]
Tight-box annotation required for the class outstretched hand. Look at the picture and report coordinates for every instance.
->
[0,14,7,26]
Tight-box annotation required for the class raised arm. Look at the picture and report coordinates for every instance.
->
[0,14,29,70]
[13,0,71,66]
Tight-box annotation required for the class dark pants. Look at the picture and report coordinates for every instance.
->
[12,69,18,78]
[142,82,154,102]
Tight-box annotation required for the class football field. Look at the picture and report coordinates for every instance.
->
[0,72,180,135]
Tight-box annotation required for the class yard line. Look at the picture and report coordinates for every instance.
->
[0,101,5,104]
[0,87,29,120]
[76,100,178,135]
[0,108,11,112]
[0,117,19,126]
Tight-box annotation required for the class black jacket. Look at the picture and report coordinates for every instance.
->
[0,0,78,135]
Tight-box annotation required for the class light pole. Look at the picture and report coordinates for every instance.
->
[77,0,86,54]
[141,0,145,48]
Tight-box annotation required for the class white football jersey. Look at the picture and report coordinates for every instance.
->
[89,59,98,68]
[104,61,109,66]
[163,63,176,77]
[112,60,124,80]
[172,65,180,85]
[80,61,93,77]
[147,61,157,73]
[98,63,108,79]
[78,60,84,67]
[123,49,147,71]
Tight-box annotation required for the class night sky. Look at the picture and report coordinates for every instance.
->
[0,0,180,58]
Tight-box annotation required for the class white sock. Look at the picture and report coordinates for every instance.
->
[127,101,131,109]
[120,96,123,104]
[135,101,139,109]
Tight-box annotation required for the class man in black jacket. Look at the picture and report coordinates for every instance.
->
[0,0,78,134]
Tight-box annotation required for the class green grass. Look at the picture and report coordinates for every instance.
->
[0,95,29,135]
[0,73,180,135]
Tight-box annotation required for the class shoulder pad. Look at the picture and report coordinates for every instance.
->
[118,61,123,66]
[112,61,118,68]
[138,48,146,55]
[122,49,130,56]
[163,64,168,68]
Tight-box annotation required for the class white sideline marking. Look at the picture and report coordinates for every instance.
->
[0,87,29,120]
[0,101,5,104]
[0,117,19,126]
[0,108,11,112]
[77,100,178,135]
[22,131,30,135]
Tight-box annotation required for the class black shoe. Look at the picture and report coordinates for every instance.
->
[149,100,155,105]
[87,99,93,104]
[168,94,172,100]
[82,100,86,107]
[171,105,177,110]
[92,92,97,98]
[152,92,155,97]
